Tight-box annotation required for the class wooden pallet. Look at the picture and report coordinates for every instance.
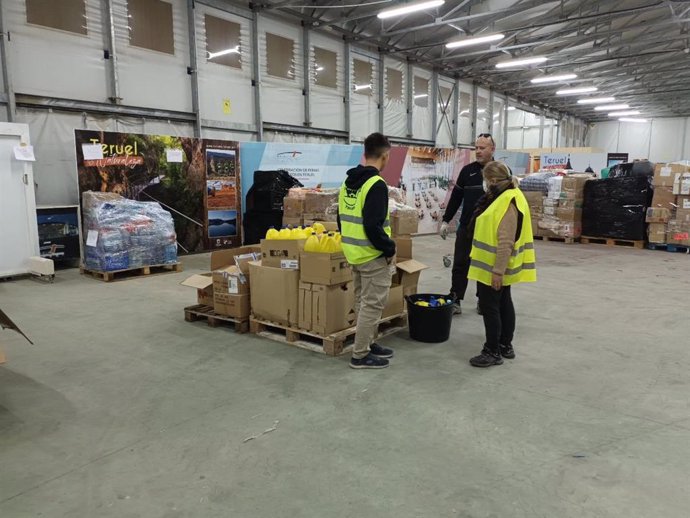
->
[80,263,182,282]
[580,236,645,249]
[184,304,249,333]
[249,312,408,357]
[647,243,690,254]
[533,235,579,245]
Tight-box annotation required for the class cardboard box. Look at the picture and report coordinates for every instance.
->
[304,190,338,214]
[645,207,671,224]
[381,284,404,319]
[303,212,337,223]
[299,252,353,285]
[650,187,676,211]
[543,198,559,208]
[522,191,544,207]
[395,259,429,297]
[249,261,300,326]
[391,211,419,236]
[215,294,250,319]
[305,220,339,232]
[180,273,214,306]
[299,281,356,335]
[555,208,583,221]
[283,197,304,218]
[667,220,690,246]
[678,196,690,211]
[558,198,584,210]
[560,175,591,196]
[213,265,249,315]
[676,173,690,195]
[260,239,305,269]
[648,223,667,244]
[544,206,556,216]
[210,245,262,272]
[654,163,690,188]
[282,216,303,228]
[394,236,413,261]
[674,207,690,224]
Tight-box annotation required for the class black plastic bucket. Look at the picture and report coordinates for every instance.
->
[405,294,454,343]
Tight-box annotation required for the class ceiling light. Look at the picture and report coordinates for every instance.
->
[619,118,648,123]
[477,109,486,113]
[530,74,577,84]
[609,110,641,117]
[556,86,598,95]
[414,94,429,99]
[207,46,240,59]
[594,104,629,111]
[446,33,504,49]
[507,106,516,111]
[354,84,372,91]
[495,56,547,68]
[377,0,444,20]
[577,97,616,105]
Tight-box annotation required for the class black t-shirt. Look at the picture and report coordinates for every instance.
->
[442,161,486,228]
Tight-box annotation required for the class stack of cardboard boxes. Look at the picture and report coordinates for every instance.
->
[181,246,261,321]
[648,163,690,245]
[525,175,590,239]
[282,189,339,228]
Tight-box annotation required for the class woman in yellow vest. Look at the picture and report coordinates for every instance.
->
[466,161,536,368]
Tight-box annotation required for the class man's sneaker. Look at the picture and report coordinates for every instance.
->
[500,343,516,359]
[370,343,394,359]
[350,354,390,369]
[469,349,504,368]
[476,302,483,315]
[452,301,462,315]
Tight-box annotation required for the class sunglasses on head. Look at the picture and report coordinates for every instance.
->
[477,133,495,145]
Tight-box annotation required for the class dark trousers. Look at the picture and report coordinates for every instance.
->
[451,226,475,301]
[477,283,516,355]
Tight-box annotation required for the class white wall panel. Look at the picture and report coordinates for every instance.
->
[113,0,192,112]
[383,57,407,138]
[196,6,254,126]
[310,32,345,132]
[259,17,302,126]
[619,121,651,158]
[7,0,107,102]
[476,87,490,135]
[201,128,255,142]
[492,97,505,148]
[457,81,473,145]
[436,77,454,147]
[411,66,432,141]
[350,51,379,141]
[649,118,685,163]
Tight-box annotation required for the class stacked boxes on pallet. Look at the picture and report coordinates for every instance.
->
[648,163,690,246]
[282,188,339,228]
[180,246,261,320]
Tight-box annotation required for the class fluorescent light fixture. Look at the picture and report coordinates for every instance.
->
[577,97,615,105]
[495,56,547,69]
[377,0,444,20]
[414,94,429,99]
[477,109,486,113]
[594,104,629,111]
[619,118,648,123]
[446,33,504,49]
[530,73,577,84]
[609,110,640,117]
[556,86,598,95]
[315,65,324,71]
[207,46,240,60]
[507,106,516,111]
[354,84,372,91]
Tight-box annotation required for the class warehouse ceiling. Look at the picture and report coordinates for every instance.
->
[239,0,690,122]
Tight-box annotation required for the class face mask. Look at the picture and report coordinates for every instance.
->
[483,180,489,192]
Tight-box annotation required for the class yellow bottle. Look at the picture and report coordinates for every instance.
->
[304,232,321,253]
[334,232,342,244]
[291,226,306,240]
[303,226,314,236]
[313,222,326,235]
[278,226,291,239]
[265,226,279,240]
[321,232,339,253]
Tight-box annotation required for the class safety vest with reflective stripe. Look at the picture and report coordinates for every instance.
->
[468,188,537,286]
[338,175,392,265]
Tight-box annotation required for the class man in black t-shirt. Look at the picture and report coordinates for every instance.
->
[439,134,495,315]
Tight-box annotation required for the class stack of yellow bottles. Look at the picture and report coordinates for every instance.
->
[302,230,343,253]
[264,226,312,240]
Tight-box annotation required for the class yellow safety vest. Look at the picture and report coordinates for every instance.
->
[338,175,392,265]
[468,189,537,286]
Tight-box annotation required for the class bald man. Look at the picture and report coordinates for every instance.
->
[439,134,496,315]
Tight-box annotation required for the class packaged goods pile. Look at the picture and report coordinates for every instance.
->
[282,188,339,228]
[522,174,591,240]
[582,176,652,241]
[82,191,178,272]
[647,162,690,245]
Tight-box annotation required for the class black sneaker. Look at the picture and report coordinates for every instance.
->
[500,343,516,359]
[469,349,504,368]
[452,301,462,315]
[476,302,483,315]
[350,353,390,369]
[370,343,394,359]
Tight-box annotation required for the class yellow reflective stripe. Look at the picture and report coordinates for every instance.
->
[470,259,494,273]
[472,239,496,254]
[341,236,374,247]
[505,262,536,276]
[339,214,362,224]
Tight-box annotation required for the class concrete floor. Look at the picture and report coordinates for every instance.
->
[1,236,689,518]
